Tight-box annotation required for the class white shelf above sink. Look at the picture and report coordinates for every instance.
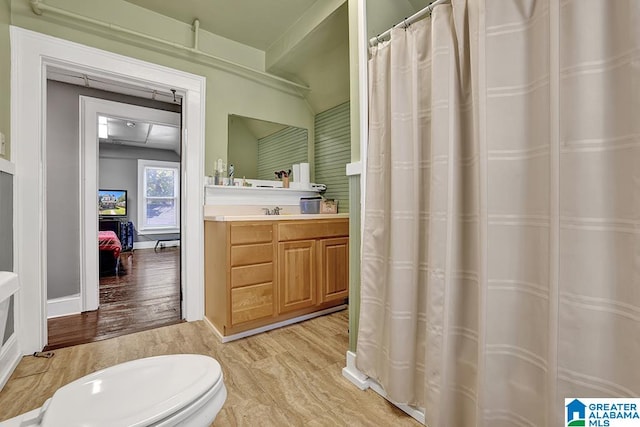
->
[204,184,320,206]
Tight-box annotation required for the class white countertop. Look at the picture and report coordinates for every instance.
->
[204,213,349,222]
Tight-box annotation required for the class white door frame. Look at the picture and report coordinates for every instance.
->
[80,98,182,312]
[11,26,207,354]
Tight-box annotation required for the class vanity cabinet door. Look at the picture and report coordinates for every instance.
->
[278,240,317,314]
[317,237,349,303]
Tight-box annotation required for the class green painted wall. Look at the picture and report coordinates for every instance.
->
[366,0,417,40]
[348,174,360,352]
[314,102,350,213]
[347,0,360,162]
[257,127,308,181]
[10,0,314,172]
[345,0,426,355]
[0,0,10,160]
[227,116,259,179]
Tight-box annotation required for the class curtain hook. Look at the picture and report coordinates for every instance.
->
[403,17,409,29]
[376,34,382,44]
[427,5,433,15]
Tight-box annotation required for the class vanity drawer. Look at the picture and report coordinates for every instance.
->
[231,282,274,325]
[277,219,349,241]
[231,262,273,288]
[230,223,273,245]
[231,243,273,266]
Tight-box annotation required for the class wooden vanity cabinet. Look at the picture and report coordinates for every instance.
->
[205,218,348,338]
[277,219,349,312]
[317,237,349,303]
[278,240,317,314]
[205,221,276,335]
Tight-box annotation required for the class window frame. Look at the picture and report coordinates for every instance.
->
[137,159,181,234]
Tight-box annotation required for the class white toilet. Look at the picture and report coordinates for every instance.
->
[1,354,227,427]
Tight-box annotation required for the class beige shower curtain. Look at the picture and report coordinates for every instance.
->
[357,0,640,426]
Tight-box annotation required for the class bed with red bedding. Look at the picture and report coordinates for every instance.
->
[99,230,122,275]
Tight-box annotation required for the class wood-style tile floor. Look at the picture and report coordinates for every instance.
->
[45,247,182,350]
[0,311,420,426]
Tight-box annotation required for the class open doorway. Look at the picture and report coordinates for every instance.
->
[12,27,206,355]
[44,77,183,350]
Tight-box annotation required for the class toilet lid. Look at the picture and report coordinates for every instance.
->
[41,354,222,427]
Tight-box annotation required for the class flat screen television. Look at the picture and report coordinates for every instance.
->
[98,189,127,217]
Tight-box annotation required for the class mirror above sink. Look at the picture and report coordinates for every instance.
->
[227,114,309,182]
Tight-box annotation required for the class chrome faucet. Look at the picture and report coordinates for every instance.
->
[262,207,282,215]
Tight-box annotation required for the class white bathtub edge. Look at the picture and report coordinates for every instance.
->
[342,350,426,424]
[342,350,369,390]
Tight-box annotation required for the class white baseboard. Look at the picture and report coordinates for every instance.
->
[133,240,181,250]
[203,305,347,343]
[0,334,21,391]
[342,350,426,424]
[47,294,81,318]
[133,241,156,250]
[342,350,370,390]
[203,317,226,341]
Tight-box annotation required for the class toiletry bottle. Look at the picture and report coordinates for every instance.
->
[228,164,234,186]
[215,158,223,185]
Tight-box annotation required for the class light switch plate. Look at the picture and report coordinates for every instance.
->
[0,132,5,156]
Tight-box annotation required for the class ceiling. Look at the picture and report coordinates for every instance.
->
[123,0,352,113]
[47,67,181,154]
[366,0,433,39]
[47,68,181,105]
[407,0,432,12]
[48,1,432,115]
[124,0,431,52]
[268,4,350,113]
[121,0,433,113]
[99,116,181,154]
[125,0,319,51]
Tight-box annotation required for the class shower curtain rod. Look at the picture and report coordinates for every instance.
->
[369,0,451,47]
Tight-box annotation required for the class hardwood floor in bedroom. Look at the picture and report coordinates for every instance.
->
[45,247,182,350]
